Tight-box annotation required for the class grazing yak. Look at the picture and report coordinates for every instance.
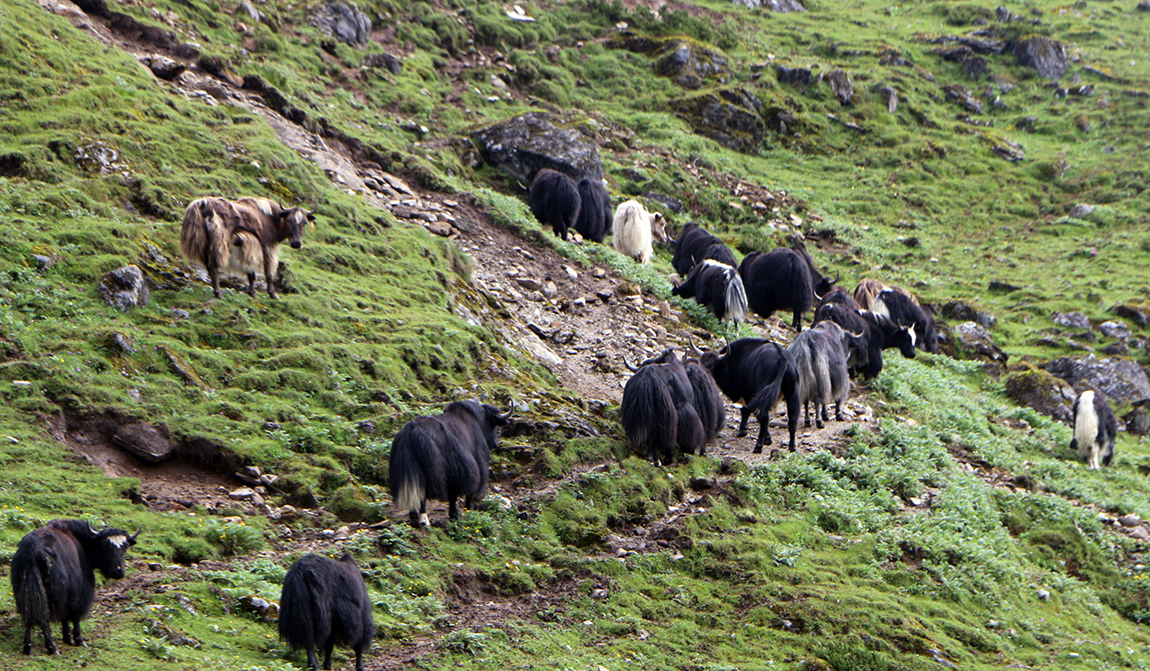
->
[813,291,917,380]
[1071,390,1118,470]
[181,196,314,299]
[673,260,749,324]
[527,169,581,241]
[612,200,667,264]
[574,178,613,243]
[738,247,830,330]
[389,401,512,526]
[852,278,888,310]
[622,349,708,465]
[11,520,139,655]
[672,222,738,277]
[787,321,859,428]
[698,338,801,454]
[280,553,374,671]
[873,288,939,353]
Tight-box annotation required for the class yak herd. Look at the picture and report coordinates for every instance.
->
[32,177,1110,668]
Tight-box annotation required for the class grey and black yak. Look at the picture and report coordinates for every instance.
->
[672,222,738,277]
[388,401,511,526]
[181,196,314,299]
[1071,390,1118,470]
[622,349,707,465]
[574,178,613,243]
[672,260,749,324]
[10,520,139,655]
[612,200,667,264]
[786,321,859,428]
[698,338,801,453]
[813,295,917,380]
[527,169,581,241]
[872,288,939,353]
[279,553,374,671]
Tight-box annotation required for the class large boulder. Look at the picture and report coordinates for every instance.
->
[825,69,854,106]
[1004,365,1077,422]
[98,265,150,311]
[1112,301,1150,327]
[1013,36,1067,80]
[1041,354,1150,404]
[308,0,371,47]
[669,88,764,154]
[112,422,175,462]
[943,299,996,328]
[949,321,1007,367]
[654,40,732,90]
[470,112,604,184]
[730,0,807,10]
[1053,311,1092,330]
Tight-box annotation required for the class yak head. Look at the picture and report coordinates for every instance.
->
[281,207,315,249]
[649,212,668,243]
[88,524,140,580]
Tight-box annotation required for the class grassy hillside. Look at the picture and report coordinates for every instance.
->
[0,0,1149,668]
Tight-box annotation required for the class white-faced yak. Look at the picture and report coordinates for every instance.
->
[181,196,314,299]
[11,520,139,655]
[388,401,512,527]
[872,288,939,353]
[1071,390,1118,470]
[279,553,374,671]
[612,200,667,264]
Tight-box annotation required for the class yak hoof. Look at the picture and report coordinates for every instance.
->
[736,429,747,438]
[22,644,31,655]
[752,445,763,454]
[816,420,825,429]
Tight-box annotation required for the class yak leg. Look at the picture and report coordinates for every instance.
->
[40,621,56,655]
[247,271,258,298]
[22,623,33,655]
[815,402,825,429]
[355,648,366,671]
[322,639,334,670]
[264,248,279,299]
[305,643,320,671]
[61,622,72,646]
[411,500,430,528]
[70,619,85,647]
[737,406,752,437]
[752,411,772,454]
[786,394,800,452]
[791,310,802,330]
[210,266,222,299]
[448,497,460,519]
[834,400,844,422]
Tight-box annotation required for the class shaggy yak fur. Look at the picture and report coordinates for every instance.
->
[872,288,939,353]
[279,553,374,671]
[574,177,613,243]
[11,520,138,655]
[527,169,581,241]
[699,338,801,453]
[612,200,667,264]
[621,349,708,465]
[1071,390,1118,470]
[786,321,857,429]
[181,196,313,299]
[672,222,738,277]
[672,260,749,324]
[388,401,511,526]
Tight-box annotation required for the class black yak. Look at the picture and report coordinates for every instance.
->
[813,302,917,379]
[738,249,817,330]
[787,321,858,428]
[672,222,738,277]
[697,338,801,453]
[11,520,139,655]
[684,357,725,444]
[873,288,939,353]
[279,553,374,671]
[574,178,612,243]
[622,349,707,465]
[527,169,581,241]
[612,200,667,264]
[388,401,511,526]
[672,260,749,324]
[790,239,838,298]
[181,196,314,299]
[1071,390,1118,470]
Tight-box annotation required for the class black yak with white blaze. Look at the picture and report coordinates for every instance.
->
[527,169,581,241]
[787,321,858,428]
[279,553,374,671]
[574,178,612,243]
[672,222,738,277]
[388,401,511,526]
[672,260,749,324]
[813,301,917,380]
[621,349,706,465]
[1071,390,1117,470]
[698,338,801,453]
[873,288,939,353]
[10,520,139,655]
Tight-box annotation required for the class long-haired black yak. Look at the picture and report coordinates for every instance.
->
[684,357,725,444]
[622,349,706,465]
[672,222,738,277]
[1071,390,1118,470]
[279,553,374,671]
[873,288,939,353]
[527,169,581,241]
[11,520,139,655]
[697,338,801,453]
[181,196,314,299]
[738,249,816,330]
[672,259,749,324]
[574,177,612,243]
[388,401,511,526]
[787,321,857,428]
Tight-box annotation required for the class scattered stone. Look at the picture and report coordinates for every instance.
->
[112,423,174,462]
[172,308,190,319]
[1036,589,1051,601]
[308,0,371,47]
[962,56,988,80]
[1124,407,1149,436]
[877,85,898,113]
[259,473,280,487]
[944,84,983,114]
[1041,354,1150,404]
[237,595,279,620]
[669,88,765,154]
[1099,321,1131,340]
[1131,526,1150,541]
[950,321,1007,365]
[362,52,403,74]
[358,420,377,434]
[108,331,134,354]
[651,40,732,90]
[470,111,604,184]
[988,280,1021,293]
[1112,303,1150,327]
[591,588,609,599]
[591,267,607,279]
[262,421,281,431]
[229,487,256,501]
[516,277,544,292]
[520,333,563,365]
[775,65,814,88]
[730,0,806,10]
[826,69,854,106]
[942,300,997,328]
[643,191,685,214]
[140,54,185,80]
[1013,36,1068,80]
[1053,312,1092,330]
[1120,514,1142,527]
[98,265,150,311]
[542,281,558,299]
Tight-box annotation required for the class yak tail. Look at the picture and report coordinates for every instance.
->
[748,353,789,416]
[724,272,748,324]
[12,553,51,627]
[279,564,331,651]
[388,424,446,513]
[180,199,231,269]
[621,375,678,461]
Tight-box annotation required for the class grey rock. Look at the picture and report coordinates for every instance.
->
[32,253,59,270]
[643,191,685,214]
[98,265,150,311]
[357,420,377,435]
[952,321,1007,364]
[669,88,765,154]
[112,423,174,462]
[653,41,731,90]
[1131,526,1150,541]
[1042,354,1150,404]
[1053,311,1091,330]
[944,84,983,114]
[172,308,191,319]
[309,0,371,47]
[470,112,604,184]
[962,56,987,80]
[877,85,898,113]
[141,55,186,81]
[826,69,854,106]
[1103,341,1130,356]
[1004,367,1077,422]
[775,65,814,88]
[1124,407,1150,436]
[1120,514,1143,527]
[943,300,997,329]
[1099,321,1132,340]
[1068,203,1095,218]
[1036,588,1051,601]
[262,421,281,431]
[363,52,402,74]
[516,277,544,292]
[1111,303,1150,327]
[1013,36,1068,80]
[108,331,134,354]
[731,0,806,10]
[229,487,256,500]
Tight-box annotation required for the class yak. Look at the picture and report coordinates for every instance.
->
[873,288,939,353]
[672,222,738,277]
[684,357,725,444]
[738,249,817,330]
[697,338,801,454]
[622,349,706,465]
[787,321,858,428]
[813,302,917,380]
[11,520,139,655]
[181,196,314,299]
[852,278,887,310]
[527,169,581,241]
[672,260,749,324]
[389,401,511,527]
[790,239,838,298]
[612,200,667,264]
[280,553,374,671]
[574,178,612,243]
[1071,390,1118,470]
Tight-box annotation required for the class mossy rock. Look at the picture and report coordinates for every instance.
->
[469,111,603,184]
[611,34,732,90]
[1112,301,1150,327]
[1003,364,1076,422]
[669,88,765,154]
[328,484,380,522]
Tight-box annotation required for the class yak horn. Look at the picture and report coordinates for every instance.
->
[129,527,142,543]
[498,409,514,421]
[517,180,529,192]
[622,355,640,372]
[833,270,841,285]
[687,336,705,357]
